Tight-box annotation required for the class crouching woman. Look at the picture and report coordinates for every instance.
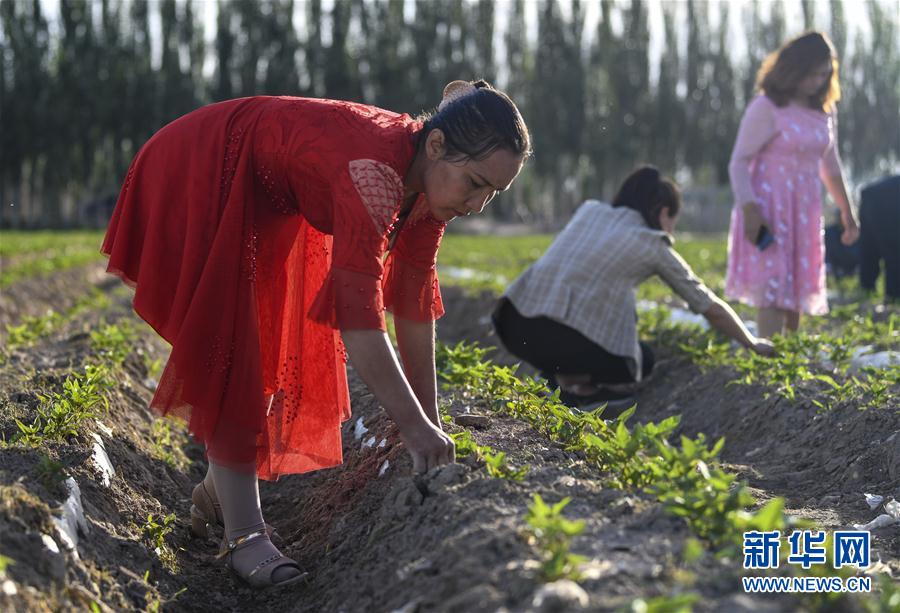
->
[492,166,774,409]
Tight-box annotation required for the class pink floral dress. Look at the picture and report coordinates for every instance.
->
[726,95,841,315]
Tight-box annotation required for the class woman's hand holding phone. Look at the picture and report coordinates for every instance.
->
[741,201,764,242]
[741,201,773,250]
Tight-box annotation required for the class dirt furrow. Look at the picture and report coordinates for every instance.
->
[0,271,896,612]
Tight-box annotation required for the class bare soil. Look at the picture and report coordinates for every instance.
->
[0,268,897,612]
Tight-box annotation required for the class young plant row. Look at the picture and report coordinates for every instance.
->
[0,230,104,258]
[436,340,788,556]
[638,305,899,410]
[3,310,189,597]
[9,319,136,447]
[449,429,528,481]
[436,341,898,610]
[0,248,104,288]
[9,316,174,468]
[4,289,112,350]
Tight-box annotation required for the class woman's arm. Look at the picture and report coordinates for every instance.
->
[703,296,774,355]
[380,198,446,428]
[653,244,773,356]
[341,328,454,472]
[394,316,441,428]
[820,112,860,246]
[728,97,778,243]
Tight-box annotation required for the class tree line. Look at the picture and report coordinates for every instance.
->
[1,0,898,228]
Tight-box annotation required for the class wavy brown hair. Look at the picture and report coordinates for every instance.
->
[756,31,841,113]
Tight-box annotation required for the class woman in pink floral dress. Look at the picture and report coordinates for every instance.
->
[726,31,859,337]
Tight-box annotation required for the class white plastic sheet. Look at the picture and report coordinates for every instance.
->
[52,478,90,558]
[353,417,368,441]
[849,350,900,373]
[853,514,899,531]
[885,499,900,520]
[91,433,115,487]
[865,493,884,510]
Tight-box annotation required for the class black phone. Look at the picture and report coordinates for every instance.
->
[755,226,775,251]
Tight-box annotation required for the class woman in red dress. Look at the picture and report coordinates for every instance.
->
[101,80,530,587]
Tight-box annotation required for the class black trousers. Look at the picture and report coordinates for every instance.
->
[859,175,900,301]
[491,297,654,385]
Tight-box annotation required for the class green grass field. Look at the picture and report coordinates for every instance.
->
[438,231,886,310]
[0,230,105,288]
[439,232,737,306]
[0,228,885,310]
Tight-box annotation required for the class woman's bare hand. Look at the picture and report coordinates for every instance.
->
[741,201,766,244]
[340,328,455,473]
[399,420,455,473]
[751,338,776,357]
[840,211,860,246]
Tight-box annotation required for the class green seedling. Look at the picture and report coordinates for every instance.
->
[15,364,111,446]
[0,553,13,574]
[5,311,64,348]
[524,495,586,582]
[90,319,137,366]
[450,431,528,481]
[144,356,163,380]
[150,420,188,469]
[622,593,700,613]
[482,450,528,481]
[142,513,176,553]
[35,454,66,491]
[449,430,481,458]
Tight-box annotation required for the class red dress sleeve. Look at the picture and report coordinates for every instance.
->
[382,196,446,322]
[308,159,406,331]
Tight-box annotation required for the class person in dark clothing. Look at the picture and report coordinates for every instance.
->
[858,175,900,302]
[824,222,860,279]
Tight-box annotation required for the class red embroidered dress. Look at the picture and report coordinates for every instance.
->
[101,97,446,479]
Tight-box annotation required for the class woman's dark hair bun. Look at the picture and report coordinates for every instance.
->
[612,165,681,230]
[633,165,661,186]
[419,79,531,162]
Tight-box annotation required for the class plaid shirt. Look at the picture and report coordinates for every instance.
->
[504,200,716,379]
